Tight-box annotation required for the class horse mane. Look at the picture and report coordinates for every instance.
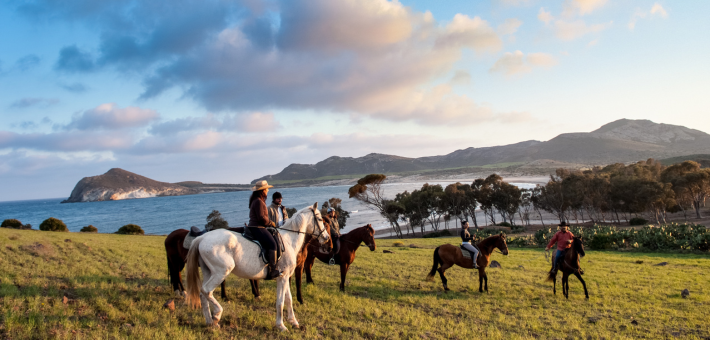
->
[477,234,501,249]
[281,206,313,230]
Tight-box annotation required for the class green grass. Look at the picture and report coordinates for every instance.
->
[1,229,708,339]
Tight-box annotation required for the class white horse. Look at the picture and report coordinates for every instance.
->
[185,203,330,331]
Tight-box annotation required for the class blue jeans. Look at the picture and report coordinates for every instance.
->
[553,249,566,271]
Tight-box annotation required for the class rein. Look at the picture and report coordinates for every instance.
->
[272,209,327,239]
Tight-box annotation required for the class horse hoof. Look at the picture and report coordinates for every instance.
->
[289,320,300,328]
[276,324,289,332]
[209,322,220,330]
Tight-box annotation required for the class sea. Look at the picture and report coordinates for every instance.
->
[0,182,536,236]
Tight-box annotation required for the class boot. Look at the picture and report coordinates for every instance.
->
[264,250,281,280]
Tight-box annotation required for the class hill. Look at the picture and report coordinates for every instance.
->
[254,119,710,183]
[62,168,200,203]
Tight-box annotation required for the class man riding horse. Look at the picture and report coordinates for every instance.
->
[546,221,574,275]
[326,207,340,264]
[248,180,281,280]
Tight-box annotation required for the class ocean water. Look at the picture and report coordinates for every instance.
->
[0,182,536,236]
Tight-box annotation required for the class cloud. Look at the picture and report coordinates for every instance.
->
[564,0,608,16]
[15,55,41,71]
[149,112,281,136]
[554,19,611,41]
[58,82,88,93]
[489,51,557,76]
[629,3,668,30]
[538,8,554,25]
[54,45,95,73]
[0,130,135,152]
[436,14,502,51]
[497,18,523,36]
[449,70,472,86]
[9,98,60,109]
[64,103,159,130]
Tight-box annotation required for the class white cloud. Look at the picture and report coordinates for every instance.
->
[436,14,502,52]
[554,19,611,41]
[497,18,523,36]
[490,51,557,76]
[234,112,282,133]
[538,8,554,25]
[629,3,668,30]
[65,103,159,130]
[565,0,609,16]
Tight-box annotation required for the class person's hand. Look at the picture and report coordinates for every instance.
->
[566,240,572,244]
[545,247,550,251]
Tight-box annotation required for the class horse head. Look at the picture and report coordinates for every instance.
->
[364,224,376,251]
[573,236,585,258]
[497,232,509,256]
[308,202,332,252]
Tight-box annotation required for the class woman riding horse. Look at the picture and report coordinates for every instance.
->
[248,180,281,280]
[460,221,480,269]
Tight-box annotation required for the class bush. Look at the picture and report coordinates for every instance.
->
[116,224,144,235]
[629,217,648,226]
[80,225,98,233]
[2,219,22,229]
[510,225,526,234]
[496,222,512,227]
[423,230,452,238]
[39,217,68,232]
[392,241,405,247]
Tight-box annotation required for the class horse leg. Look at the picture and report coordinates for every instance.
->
[250,280,261,299]
[339,263,350,292]
[284,275,299,328]
[305,255,315,284]
[295,264,304,304]
[275,276,289,332]
[552,272,557,295]
[438,263,452,292]
[169,256,186,297]
[562,272,569,299]
[197,258,214,326]
[478,270,483,293]
[220,280,228,301]
[484,271,489,293]
[201,256,234,327]
[574,271,589,299]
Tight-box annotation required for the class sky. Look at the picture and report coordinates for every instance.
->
[1,0,709,201]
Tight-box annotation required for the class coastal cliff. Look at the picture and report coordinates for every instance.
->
[62,168,199,203]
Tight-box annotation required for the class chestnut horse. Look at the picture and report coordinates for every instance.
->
[547,236,589,299]
[304,224,376,292]
[426,233,509,292]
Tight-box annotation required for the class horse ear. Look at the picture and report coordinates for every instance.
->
[313,202,318,210]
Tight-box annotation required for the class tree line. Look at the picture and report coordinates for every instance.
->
[349,159,710,238]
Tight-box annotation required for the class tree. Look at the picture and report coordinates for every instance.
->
[116,224,144,235]
[39,217,68,232]
[443,183,467,229]
[661,162,710,219]
[349,174,404,238]
[322,198,350,230]
[205,210,229,230]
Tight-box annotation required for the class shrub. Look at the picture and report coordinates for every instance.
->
[80,225,98,233]
[423,230,452,238]
[510,225,526,234]
[496,222,512,227]
[1,219,23,229]
[629,217,648,226]
[39,217,68,232]
[392,241,405,247]
[116,224,144,235]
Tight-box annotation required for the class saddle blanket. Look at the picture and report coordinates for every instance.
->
[460,245,480,260]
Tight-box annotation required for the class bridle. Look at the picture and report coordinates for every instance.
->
[272,208,328,240]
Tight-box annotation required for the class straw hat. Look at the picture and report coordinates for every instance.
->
[251,180,274,191]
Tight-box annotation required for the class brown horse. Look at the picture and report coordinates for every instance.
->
[547,236,589,299]
[304,224,376,292]
[426,233,509,292]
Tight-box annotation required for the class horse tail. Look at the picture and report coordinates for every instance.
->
[546,270,556,282]
[426,246,442,281]
[166,252,171,284]
[185,237,203,309]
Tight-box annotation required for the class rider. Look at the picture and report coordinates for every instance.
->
[247,180,281,280]
[546,221,574,274]
[460,221,480,269]
[327,208,340,264]
[268,192,289,227]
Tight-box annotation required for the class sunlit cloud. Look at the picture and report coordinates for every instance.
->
[490,51,557,76]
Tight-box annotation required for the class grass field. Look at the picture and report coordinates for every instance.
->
[1,228,708,339]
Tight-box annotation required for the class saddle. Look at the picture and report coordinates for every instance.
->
[460,244,480,260]
[229,226,283,264]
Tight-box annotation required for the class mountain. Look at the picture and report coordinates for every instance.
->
[254,119,710,183]
[62,168,200,203]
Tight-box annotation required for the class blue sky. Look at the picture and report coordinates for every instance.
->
[1,0,709,201]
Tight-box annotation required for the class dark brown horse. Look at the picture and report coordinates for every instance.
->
[547,236,589,299]
[304,224,376,292]
[426,233,509,292]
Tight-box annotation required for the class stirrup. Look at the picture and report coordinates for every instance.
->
[265,269,282,280]
[329,257,335,265]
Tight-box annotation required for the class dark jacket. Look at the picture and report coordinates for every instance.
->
[461,229,474,243]
[248,196,274,228]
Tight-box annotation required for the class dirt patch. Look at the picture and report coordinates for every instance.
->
[8,234,20,241]
[19,242,55,258]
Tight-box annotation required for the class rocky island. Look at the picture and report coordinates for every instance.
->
[61,168,250,203]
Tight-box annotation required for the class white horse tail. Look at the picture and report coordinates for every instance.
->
[185,237,203,309]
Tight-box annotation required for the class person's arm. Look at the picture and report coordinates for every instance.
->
[256,200,275,227]
[546,233,559,251]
